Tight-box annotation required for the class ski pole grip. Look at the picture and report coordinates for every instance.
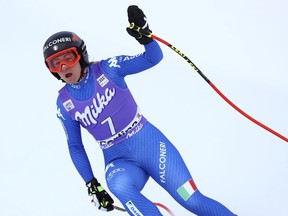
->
[129,23,152,38]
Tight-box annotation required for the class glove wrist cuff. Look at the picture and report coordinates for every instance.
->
[86,177,99,187]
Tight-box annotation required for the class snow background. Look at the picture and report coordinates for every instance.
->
[1,0,288,215]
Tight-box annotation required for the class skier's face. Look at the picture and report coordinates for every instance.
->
[45,47,84,83]
[46,47,83,84]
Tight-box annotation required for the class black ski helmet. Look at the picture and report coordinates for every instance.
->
[43,31,89,80]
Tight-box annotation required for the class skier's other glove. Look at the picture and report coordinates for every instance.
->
[86,177,114,211]
[126,5,153,45]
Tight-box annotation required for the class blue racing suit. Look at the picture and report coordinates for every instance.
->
[56,40,236,216]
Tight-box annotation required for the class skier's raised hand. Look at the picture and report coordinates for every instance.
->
[126,5,153,45]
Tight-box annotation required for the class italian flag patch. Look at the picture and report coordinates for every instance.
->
[177,179,198,201]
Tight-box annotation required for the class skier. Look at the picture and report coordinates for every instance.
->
[43,5,237,216]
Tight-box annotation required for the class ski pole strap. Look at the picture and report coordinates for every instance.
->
[129,23,152,38]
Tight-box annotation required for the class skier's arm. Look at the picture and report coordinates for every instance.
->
[99,5,162,85]
[56,97,94,183]
[101,40,162,77]
[123,4,164,74]
[56,98,115,211]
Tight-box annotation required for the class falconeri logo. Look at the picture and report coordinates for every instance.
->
[75,87,116,126]
[159,141,166,183]
[43,37,72,51]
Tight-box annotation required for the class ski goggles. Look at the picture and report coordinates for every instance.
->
[46,47,81,73]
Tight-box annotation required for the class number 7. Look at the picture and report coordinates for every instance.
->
[101,117,116,135]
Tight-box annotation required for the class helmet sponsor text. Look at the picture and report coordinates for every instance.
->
[43,37,72,51]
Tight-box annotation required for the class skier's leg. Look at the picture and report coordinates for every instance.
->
[132,123,237,216]
[105,159,162,216]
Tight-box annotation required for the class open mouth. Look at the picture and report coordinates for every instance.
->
[65,73,72,78]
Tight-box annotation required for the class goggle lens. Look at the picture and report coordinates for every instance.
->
[46,47,81,73]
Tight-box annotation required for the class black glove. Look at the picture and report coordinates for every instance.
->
[126,5,153,45]
[86,177,114,211]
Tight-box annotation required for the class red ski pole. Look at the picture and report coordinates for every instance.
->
[113,202,175,215]
[129,23,288,143]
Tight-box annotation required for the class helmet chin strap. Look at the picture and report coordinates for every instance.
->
[77,67,88,83]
